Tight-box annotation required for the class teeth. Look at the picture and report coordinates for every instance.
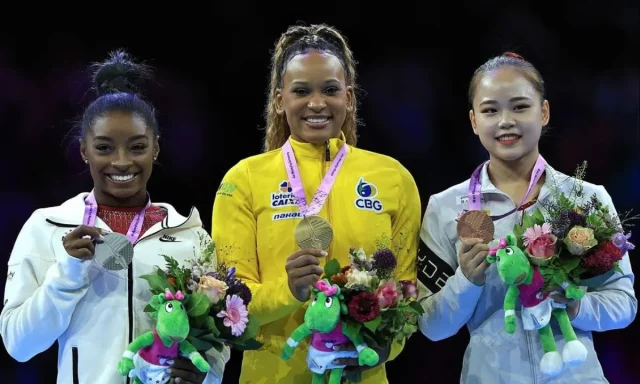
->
[498,135,520,141]
[306,117,329,123]
[109,174,135,182]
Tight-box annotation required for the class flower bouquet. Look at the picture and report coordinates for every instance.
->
[322,248,424,358]
[139,233,262,354]
[513,161,637,291]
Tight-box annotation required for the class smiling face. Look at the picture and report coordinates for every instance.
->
[469,68,550,163]
[276,50,353,145]
[80,110,158,207]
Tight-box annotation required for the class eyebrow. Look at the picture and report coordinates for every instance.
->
[479,96,532,106]
[92,135,149,142]
[290,79,341,86]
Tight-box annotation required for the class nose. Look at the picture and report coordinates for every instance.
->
[498,111,515,129]
[111,150,133,171]
[307,93,326,112]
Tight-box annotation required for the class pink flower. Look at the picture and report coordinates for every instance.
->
[522,223,553,247]
[526,233,558,259]
[400,280,418,299]
[216,295,249,336]
[375,282,399,309]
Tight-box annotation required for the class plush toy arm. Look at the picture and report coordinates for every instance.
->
[281,323,312,361]
[343,323,380,367]
[117,331,155,376]
[553,276,586,301]
[504,284,519,334]
[179,340,211,373]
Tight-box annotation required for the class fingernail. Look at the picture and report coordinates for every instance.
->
[333,345,340,351]
[321,251,328,256]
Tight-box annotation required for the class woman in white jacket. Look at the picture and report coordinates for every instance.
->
[417,52,636,383]
[0,50,229,384]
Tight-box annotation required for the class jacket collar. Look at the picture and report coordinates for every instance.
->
[287,131,350,160]
[476,159,562,202]
[41,192,202,231]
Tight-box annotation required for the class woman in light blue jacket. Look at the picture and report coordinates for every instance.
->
[417,52,636,383]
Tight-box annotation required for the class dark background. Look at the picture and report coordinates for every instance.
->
[1,2,639,383]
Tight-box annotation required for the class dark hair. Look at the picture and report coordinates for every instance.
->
[468,51,546,109]
[78,49,158,140]
[263,24,359,152]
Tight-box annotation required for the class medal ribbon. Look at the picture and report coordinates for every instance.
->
[468,155,546,220]
[83,191,151,244]
[282,139,348,217]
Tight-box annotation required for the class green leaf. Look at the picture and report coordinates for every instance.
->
[156,268,167,278]
[143,304,155,313]
[533,208,546,224]
[364,316,382,333]
[226,338,264,351]
[558,257,581,273]
[186,293,211,317]
[402,323,418,335]
[186,335,214,352]
[614,262,624,275]
[205,316,220,337]
[408,301,425,315]
[189,327,207,338]
[522,214,534,230]
[140,274,173,294]
[324,259,341,279]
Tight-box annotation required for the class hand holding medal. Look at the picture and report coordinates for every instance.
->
[456,156,547,285]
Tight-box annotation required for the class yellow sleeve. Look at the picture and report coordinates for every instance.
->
[211,160,304,327]
[387,162,421,362]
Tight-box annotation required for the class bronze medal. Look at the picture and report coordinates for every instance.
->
[295,215,333,251]
[456,210,495,244]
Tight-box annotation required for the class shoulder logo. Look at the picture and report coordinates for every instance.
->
[354,177,383,212]
[217,182,237,197]
[271,180,297,208]
[159,234,180,243]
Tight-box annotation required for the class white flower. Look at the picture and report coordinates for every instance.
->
[346,269,373,288]
[354,248,368,262]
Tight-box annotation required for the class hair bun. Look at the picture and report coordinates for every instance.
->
[503,52,524,60]
[91,49,153,97]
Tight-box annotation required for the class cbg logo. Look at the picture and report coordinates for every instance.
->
[354,177,383,212]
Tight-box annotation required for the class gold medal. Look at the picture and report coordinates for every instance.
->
[456,210,495,244]
[295,215,333,251]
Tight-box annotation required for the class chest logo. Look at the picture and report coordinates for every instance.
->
[354,177,383,212]
[271,180,297,208]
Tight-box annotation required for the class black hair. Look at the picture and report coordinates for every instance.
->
[78,49,158,140]
[468,51,546,109]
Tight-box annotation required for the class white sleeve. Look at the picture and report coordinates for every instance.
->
[0,212,93,362]
[417,195,484,341]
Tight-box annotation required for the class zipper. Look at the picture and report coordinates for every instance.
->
[325,140,330,161]
[72,346,79,384]
[324,141,333,262]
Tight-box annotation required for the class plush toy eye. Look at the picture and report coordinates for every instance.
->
[165,302,174,313]
[505,247,514,255]
[311,297,318,306]
[325,297,333,308]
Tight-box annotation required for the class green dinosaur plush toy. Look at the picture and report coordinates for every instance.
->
[117,289,210,384]
[487,234,589,377]
[281,279,379,384]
